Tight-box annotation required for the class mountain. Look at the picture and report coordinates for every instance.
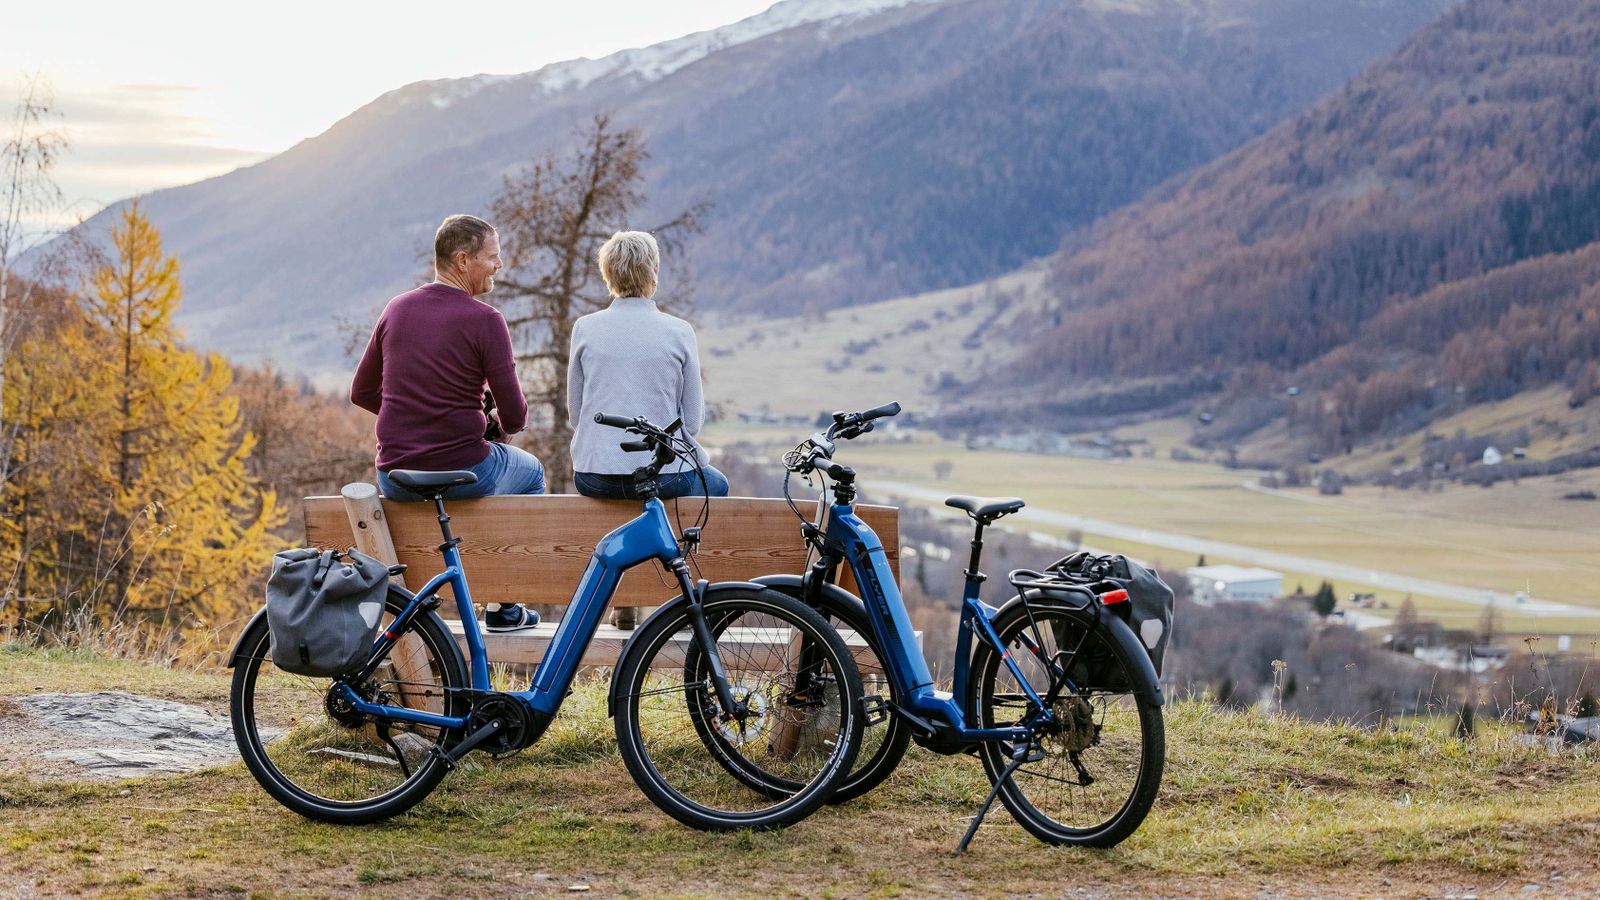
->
[979,0,1600,456]
[57,0,1452,378]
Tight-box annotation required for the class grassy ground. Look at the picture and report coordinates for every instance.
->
[705,424,1600,638]
[3,647,1599,898]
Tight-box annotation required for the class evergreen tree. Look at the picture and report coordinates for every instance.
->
[1313,580,1338,617]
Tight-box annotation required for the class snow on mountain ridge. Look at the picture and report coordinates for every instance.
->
[427,0,942,106]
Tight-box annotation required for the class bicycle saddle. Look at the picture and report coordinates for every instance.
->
[387,469,478,491]
[945,495,1025,521]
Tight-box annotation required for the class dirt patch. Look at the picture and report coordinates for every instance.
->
[1280,768,1359,791]
[1493,756,1579,790]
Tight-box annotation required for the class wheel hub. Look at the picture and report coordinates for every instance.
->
[325,680,380,729]
[715,688,768,746]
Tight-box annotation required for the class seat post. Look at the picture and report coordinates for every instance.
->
[965,520,988,584]
[432,495,457,547]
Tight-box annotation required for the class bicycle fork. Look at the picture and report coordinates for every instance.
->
[674,563,747,720]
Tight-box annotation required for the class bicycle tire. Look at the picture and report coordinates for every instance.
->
[706,581,911,803]
[967,598,1164,847]
[612,586,864,830]
[230,591,468,824]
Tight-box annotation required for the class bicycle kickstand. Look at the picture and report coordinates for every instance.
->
[956,740,1042,853]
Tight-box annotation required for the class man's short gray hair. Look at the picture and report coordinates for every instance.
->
[597,231,660,298]
[435,214,495,268]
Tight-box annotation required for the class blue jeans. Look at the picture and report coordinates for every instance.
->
[574,465,729,501]
[378,442,547,502]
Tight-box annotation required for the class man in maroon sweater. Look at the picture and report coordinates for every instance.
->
[351,214,544,632]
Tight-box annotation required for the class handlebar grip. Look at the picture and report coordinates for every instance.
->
[594,413,636,429]
[860,401,901,421]
[619,440,651,453]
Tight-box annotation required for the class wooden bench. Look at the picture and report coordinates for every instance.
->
[305,484,900,669]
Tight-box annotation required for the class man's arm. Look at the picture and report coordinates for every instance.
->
[350,318,384,414]
[484,312,528,435]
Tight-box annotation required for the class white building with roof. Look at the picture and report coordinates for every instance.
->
[1186,565,1284,605]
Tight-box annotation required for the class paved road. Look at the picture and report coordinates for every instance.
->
[875,480,1600,619]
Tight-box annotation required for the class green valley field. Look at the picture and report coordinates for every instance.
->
[703,424,1600,640]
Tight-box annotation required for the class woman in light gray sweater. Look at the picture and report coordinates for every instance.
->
[568,230,730,500]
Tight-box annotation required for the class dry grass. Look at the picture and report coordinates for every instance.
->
[2,648,1598,897]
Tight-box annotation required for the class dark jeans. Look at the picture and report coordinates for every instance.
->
[377,442,546,502]
[574,465,730,501]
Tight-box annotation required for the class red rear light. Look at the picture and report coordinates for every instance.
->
[1100,589,1130,605]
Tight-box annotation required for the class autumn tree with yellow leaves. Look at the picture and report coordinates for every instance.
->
[2,202,285,638]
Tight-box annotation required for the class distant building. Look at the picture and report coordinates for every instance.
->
[1482,446,1503,465]
[1186,565,1284,605]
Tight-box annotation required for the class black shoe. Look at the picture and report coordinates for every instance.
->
[485,604,541,633]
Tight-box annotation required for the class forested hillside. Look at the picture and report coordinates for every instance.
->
[47,0,1450,377]
[987,0,1600,454]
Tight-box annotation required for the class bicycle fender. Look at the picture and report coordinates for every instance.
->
[751,573,869,621]
[997,591,1165,708]
[227,607,270,668]
[606,580,770,718]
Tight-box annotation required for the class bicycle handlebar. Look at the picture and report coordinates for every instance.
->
[783,400,903,475]
[594,412,636,430]
[859,400,901,422]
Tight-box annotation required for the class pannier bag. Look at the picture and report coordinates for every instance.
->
[1047,552,1175,676]
[1105,555,1174,676]
[265,547,390,677]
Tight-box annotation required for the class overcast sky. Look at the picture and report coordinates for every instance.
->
[2,0,775,230]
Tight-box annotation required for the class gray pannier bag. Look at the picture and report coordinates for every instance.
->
[265,548,391,677]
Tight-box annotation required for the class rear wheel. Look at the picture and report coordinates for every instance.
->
[968,601,1163,847]
[230,593,467,824]
[612,587,863,830]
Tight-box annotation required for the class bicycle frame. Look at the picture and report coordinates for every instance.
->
[819,503,1045,743]
[332,497,685,731]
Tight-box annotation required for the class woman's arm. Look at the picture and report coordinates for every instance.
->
[678,326,705,436]
[566,318,586,428]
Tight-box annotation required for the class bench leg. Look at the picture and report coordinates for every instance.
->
[768,628,809,761]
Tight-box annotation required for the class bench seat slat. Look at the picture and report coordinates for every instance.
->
[303,494,898,612]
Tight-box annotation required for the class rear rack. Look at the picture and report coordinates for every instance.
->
[1007,567,1098,610]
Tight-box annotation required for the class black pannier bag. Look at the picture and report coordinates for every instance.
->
[1104,554,1174,676]
[1042,552,1174,678]
[265,548,390,677]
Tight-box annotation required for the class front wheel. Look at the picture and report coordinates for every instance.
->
[968,600,1164,847]
[612,587,864,830]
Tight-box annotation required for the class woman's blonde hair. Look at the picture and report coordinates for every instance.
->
[597,230,660,298]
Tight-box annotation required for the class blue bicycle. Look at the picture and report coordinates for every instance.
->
[228,415,864,830]
[741,402,1165,849]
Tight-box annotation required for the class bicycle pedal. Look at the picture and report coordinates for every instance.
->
[860,694,890,726]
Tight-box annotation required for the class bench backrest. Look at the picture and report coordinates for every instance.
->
[303,493,898,613]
